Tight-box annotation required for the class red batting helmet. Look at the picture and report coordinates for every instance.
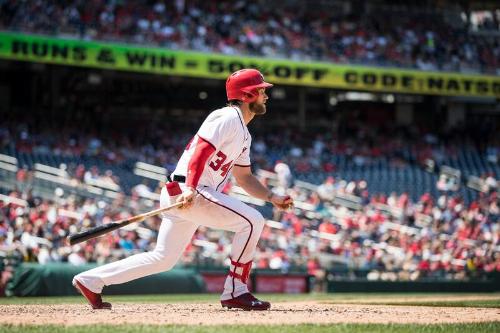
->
[226,69,273,103]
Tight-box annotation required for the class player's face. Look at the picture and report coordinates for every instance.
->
[249,88,268,115]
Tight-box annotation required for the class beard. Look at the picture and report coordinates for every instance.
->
[249,102,267,115]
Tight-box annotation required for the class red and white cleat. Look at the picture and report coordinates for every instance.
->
[73,279,112,310]
[221,293,270,311]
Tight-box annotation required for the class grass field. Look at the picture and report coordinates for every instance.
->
[0,323,499,333]
[0,293,499,333]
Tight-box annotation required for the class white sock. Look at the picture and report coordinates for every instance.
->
[220,274,249,300]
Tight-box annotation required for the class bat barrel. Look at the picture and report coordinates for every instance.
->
[67,222,122,245]
[66,201,184,245]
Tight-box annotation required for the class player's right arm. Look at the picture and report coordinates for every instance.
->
[177,111,236,209]
[177,136,216,209]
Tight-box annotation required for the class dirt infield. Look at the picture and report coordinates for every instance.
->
[1,300,499,326]
[324,294,500,304]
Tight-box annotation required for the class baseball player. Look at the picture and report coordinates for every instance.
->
[72,69,293,311]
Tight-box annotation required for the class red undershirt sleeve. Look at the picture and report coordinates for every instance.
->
[186,135,216,188]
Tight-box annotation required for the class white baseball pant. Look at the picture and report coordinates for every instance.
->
[74,184,265,300]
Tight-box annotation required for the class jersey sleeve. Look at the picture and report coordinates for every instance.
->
[185,136,216,188]
[197,113,237,151]
[235,136,252,167]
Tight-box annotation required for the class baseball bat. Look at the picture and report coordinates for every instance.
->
[67,201,185,245]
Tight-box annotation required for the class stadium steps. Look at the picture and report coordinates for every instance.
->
[1,146,493,203]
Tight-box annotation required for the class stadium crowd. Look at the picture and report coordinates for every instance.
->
[0,118,498,287]
[0,168,498,285]
[0,0,499,73]
[1,113,498,189]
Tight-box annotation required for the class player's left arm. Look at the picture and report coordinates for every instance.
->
[233,165,293,210]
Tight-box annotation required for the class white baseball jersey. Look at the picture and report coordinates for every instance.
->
[173,106,251,192]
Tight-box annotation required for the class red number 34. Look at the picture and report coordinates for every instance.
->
[209,151,232,177]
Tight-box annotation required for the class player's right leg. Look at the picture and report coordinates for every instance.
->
[189,187,270,310]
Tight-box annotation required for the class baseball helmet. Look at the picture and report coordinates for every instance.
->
[226,69,273,103]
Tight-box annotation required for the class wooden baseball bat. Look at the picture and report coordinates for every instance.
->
[67,201,185,245]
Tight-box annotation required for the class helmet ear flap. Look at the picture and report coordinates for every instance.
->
[241,91,257,103]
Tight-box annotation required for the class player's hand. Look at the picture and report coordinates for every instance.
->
[177,187,196,209]
[269,194,294,211]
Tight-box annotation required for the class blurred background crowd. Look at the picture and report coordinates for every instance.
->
[0,0,499,73]
[1,114,498,288]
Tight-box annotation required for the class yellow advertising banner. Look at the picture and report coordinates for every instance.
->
[0,32,498,98]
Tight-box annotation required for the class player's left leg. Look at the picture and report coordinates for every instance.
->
[72,186,198,309]
[73,215,198,293]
